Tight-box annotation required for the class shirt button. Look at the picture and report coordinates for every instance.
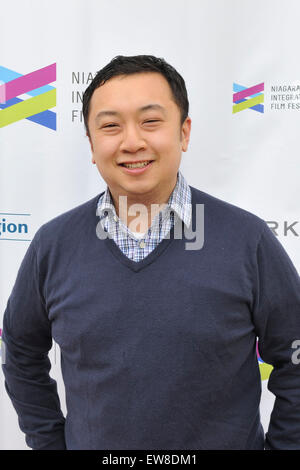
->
[113,215,118,222]
[139,241,145,249]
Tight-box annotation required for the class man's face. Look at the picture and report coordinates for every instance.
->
[87,72,191,201]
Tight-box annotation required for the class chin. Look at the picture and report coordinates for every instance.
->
[123,181,158,195]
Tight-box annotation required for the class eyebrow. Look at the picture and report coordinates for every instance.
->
[94,104,166,123]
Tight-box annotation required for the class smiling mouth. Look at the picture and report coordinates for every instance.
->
[119,160,154,169]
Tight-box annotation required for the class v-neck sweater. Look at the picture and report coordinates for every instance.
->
[96,169,192,262]
[2,185,300,450]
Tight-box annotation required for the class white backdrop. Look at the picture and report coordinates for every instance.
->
[1,0,299,450]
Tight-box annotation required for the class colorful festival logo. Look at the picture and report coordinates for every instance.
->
[256,340,273,381]
[0,63,56,130]
[233,82,264,114]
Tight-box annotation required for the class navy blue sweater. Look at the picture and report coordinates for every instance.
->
[2,185,300,450]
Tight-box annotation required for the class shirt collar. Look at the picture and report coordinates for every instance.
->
[97,169,192,228]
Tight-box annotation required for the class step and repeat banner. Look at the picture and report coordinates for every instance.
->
[0,0,299,450]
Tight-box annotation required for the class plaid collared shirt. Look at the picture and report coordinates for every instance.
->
[96,170,192,262]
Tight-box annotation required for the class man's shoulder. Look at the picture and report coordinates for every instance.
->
[33,191,104,245]
[189,185,267,235]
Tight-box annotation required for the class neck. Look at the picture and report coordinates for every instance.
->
[110,175,178,233]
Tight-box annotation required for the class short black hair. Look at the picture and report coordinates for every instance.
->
[82,54,189,138]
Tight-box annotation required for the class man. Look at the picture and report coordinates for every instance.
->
[2,55,300,450]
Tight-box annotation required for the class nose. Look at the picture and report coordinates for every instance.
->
[119,123,147,153]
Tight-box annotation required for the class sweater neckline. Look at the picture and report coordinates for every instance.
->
[99,185,195,273]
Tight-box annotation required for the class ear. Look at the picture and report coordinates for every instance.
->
[86,132,95,163]
[181,117,192,152]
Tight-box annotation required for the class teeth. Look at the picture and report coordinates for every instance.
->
[123,161,151,168]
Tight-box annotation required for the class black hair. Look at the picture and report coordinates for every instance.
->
[82,54,189,138]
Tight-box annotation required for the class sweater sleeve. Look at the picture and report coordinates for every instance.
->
[252,222,300,450]
[1,232,66,450]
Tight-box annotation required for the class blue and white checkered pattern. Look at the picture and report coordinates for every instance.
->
[97,170,192,262]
